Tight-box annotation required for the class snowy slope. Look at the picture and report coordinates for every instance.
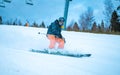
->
[0,25,120,75]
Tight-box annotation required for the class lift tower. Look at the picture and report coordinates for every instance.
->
[64,0,72,30]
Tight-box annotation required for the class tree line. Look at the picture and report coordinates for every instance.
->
[0,0,120,34]
[0,17,46,28]
[66,9,120,33]
[66,0,120,33]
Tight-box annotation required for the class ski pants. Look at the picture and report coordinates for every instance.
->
[47,35,64,49]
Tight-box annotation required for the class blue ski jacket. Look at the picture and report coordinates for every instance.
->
[47,20,62,38]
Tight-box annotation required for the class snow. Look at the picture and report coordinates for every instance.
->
[0,25,120,75]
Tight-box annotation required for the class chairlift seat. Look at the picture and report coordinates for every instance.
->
[4,0,11,3]
[0,1,5,8]
[26,0,33,5]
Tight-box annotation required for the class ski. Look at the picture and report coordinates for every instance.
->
[30,49,91,58]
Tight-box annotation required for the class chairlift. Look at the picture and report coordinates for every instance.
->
[0,0,5,8]
[26,0,33,5]
[4,0,11,3]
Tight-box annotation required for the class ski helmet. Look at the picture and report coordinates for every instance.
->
[59,17,65,22]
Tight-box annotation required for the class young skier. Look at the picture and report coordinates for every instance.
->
[46,17,65,49]
[32,18,91,57]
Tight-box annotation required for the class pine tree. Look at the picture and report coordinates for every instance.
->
[32,21,38,27]
[0,16,2,24]
[13,18,17,25]
[101,20,105,32]
[98,24,101,32]
[40,21,45,28]
[111,10,120,32]
[91,22,97,32]
[73,22,79,31]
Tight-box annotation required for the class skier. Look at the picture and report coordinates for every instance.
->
[46,17,65,49]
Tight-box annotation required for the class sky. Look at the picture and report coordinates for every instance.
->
[0,0,119,26]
